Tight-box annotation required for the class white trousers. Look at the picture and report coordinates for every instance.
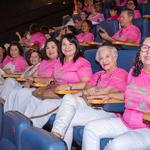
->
[0,78,22,101]
[5,87,61,127]
[24,96,61,127]
[83,117,150,150]
[52,94,115,150]
[4,87,35,113]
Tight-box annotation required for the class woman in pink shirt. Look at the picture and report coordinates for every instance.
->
[88,4,104,25]
[51,45,128,149]
[4,38,59,112]
[7,34,92,128]
[127,0,141,19]
[0,41,28,73]
[76,20,94,43]
[107,6,119,21]
[0,50,42,100]
[82,37,150,150]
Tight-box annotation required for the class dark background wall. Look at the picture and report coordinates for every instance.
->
[0,0,73,44]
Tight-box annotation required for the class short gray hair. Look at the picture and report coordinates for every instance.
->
[95,45,118,62]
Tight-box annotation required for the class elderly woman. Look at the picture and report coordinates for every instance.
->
[6,34,92,128]
[82,37,150,150]
[51,45,128,150]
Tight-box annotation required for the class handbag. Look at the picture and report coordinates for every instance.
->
[32,84,60,100]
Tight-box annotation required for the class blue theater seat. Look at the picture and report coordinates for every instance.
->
[83,49,101,73]
[95,20,119,42]
[100,138,113,150]
[0,111,32,150]
[132,18,150,42]
[21,127,67,150]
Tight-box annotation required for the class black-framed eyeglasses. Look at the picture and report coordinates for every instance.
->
[140,45,150,53]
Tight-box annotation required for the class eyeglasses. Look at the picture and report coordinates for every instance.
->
[140,45,150,53]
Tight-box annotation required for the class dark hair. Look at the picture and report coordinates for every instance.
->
[8,41,24,56]
[42,38,59,60]
[26,50,42,65]
[29,23,40,35]
[127,0,138,9]
[40,25,49,34]
[59,33,81,65]
[82,20,93,32]
[67,25,76,35]
[121,8,134,18]
[132,50,143,76]
[109,5,118,12]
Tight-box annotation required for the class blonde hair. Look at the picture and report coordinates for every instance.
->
[95,46,118,62]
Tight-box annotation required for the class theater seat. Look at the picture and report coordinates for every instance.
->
[83,49,101,73]
[45,113,56,128]
[100,138,113,150]
[0,111,32,150]
[132,18,150,42]
[73,126,84,146]
[21,127,67,150]
[95,20,119,42]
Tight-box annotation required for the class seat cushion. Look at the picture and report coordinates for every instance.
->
[0,138,16,150]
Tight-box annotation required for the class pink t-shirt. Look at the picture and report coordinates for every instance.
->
[53,57,92,85]
[88,67,128,92]
[36,59,57,77]
[76,32,94,43]
[137,0,144,3]
[122,69,150,129]
[29,32,46,49]
[88,13,104,24]
[134,10,141,19]
[112,24,141,44]
[0,55,28,73]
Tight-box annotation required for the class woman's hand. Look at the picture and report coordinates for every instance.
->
[55,84,71,91]
[87,94,110,100]
[86,87,100,96]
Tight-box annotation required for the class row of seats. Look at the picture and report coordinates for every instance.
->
[0,99,67,150]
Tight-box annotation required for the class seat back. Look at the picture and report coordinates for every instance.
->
[0,111,32,150]
[117,50,138,72]
[132,18,150,42]
[21,127,67,150]
[95,20,119,42]
[83,49,101,73]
